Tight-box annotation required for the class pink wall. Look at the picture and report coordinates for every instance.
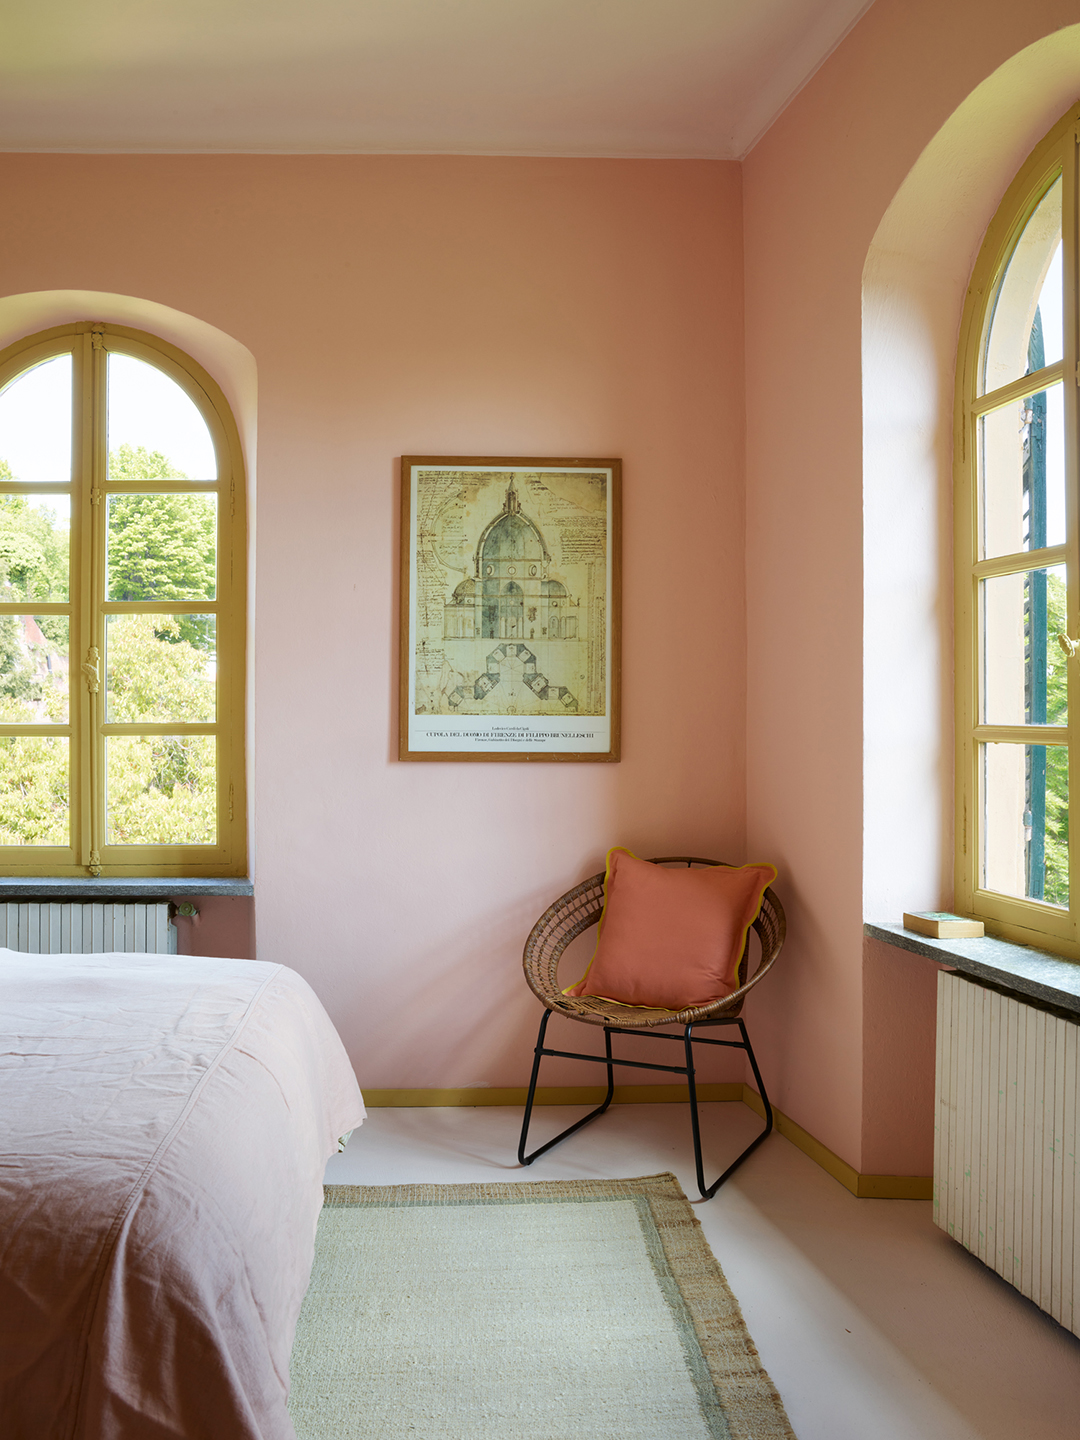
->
[0,155,748,1091]
[860,941,941,1176]
[172,897,255,962]
[744,0,1080,1170]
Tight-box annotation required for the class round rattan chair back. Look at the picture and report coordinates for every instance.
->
[521,856,786,1030]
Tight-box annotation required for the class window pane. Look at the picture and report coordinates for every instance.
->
[982,741,1068,906]
[981,565,1067,726]
[983,177,1063,394]
[106,615,215,723]
[0,616,68,723]
[0,494,70,602]
[979,382,1064,558]
[106,735,216,846]
[106,493,216,601]
[0,735,68,845]
[108,354,217,480]
[0,355,72,484]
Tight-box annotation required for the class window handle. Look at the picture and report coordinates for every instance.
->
[1057,633,1078,659]
[81,647,100,693]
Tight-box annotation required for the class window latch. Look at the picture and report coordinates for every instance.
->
[81,647,100,693]
[1057,633,1078,659]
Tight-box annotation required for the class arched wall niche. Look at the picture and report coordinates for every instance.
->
[861,30,1080,922]
[0,289,259,883]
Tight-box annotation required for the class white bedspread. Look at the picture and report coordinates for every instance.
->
[0,950,365,1440]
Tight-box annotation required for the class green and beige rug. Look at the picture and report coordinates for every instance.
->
[288,1172,795,1440]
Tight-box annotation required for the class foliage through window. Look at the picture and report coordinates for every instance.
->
[0,323,246,877]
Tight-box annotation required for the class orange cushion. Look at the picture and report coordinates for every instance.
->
[564,849,777,1010]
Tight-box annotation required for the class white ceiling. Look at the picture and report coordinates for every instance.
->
[0,0,875,160]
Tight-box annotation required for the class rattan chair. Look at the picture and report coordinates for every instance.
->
[517,857,786,1200]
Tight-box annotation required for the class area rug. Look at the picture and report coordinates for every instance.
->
[288,1171,795,1440]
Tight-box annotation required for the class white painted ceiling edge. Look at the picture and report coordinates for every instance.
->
[0,0,876,161]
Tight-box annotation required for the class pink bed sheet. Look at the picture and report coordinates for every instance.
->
[0,950,365,1440]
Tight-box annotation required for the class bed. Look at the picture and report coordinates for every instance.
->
[0,948,365,1440]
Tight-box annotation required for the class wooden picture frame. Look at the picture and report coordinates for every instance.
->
[399,455,621,762]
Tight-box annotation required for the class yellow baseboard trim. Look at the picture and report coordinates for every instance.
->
[740,1085,933,1199]
[360,1083,933,1200]
[361,1083,745,1109]
[854,1174,934,1200]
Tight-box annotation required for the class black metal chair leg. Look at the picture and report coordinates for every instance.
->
[741,1019,774,1136]
[684,1023,709,1200]
[517,1010,551,1165]
[518,1014,616,1166]
[694,1019,775,1200]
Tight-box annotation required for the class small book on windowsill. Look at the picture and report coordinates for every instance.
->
[902,911,985,939]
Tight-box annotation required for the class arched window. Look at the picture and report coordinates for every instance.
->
[955,106,1078,953]
[0,322,246,878]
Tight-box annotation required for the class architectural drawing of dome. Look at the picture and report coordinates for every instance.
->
[443,478,578,642]
[473,479,550,569]
[475,511,547,568]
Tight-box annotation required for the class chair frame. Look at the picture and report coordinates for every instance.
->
[517,857,786,1200]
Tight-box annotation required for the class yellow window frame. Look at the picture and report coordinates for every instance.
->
[955,105,1080,954]
[0,322,247,878]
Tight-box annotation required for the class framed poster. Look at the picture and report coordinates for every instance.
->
[400,455,621,761]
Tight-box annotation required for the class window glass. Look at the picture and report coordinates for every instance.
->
[983,177,1062,394]
[0,736,69,844]
[0,495,70,603]
[980,382,1065,558]
[981,565,1067,726]
[106,614,216,723]
[106,493,217,601]
[107,354,217,481]
[0,356,72,485]
[982,742,1068,906]
[106,735,217,846]
[0,615,68,723]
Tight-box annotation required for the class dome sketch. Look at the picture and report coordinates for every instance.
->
[443,479,578,642]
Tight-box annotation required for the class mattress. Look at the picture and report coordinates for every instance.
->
[0,949,366,1440]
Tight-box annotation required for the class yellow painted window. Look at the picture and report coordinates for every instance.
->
[955,108,1079,953]
[0,323,246,877]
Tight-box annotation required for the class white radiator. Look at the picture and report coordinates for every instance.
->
[935,969,1079,1336]
[0,902,177,955]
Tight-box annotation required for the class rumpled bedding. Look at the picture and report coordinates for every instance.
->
[0,950,365,1440]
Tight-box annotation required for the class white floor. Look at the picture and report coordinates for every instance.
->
[325,1101,1080,1440]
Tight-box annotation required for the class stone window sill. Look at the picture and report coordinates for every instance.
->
[865,921,1080,1017]
[0,877,253,900]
